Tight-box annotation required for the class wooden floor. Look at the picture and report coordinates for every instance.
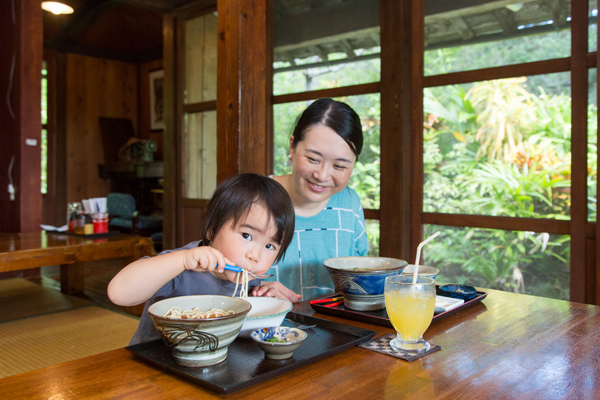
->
[27,258,138,316]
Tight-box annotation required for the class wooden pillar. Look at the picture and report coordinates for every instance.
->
[0,0,43,232]
[379,0,423,261]
[217,0,271,183]
[571,0,588,303]
[162,13,177,251]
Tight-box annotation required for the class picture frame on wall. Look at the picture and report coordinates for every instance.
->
[149,69,164,131]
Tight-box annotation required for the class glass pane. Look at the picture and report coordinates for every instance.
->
[183,111,217,199]
[41,128,47,194]
[423,72,571,219]
[425,1,571,75]
[41,60,47,126]
[273,0,380,95]
[366,219,379,256]
[423,225,570,301]
[185,12,218,103]
[273,93,380,211]
[591,0,598,53]
[589,68,597,221]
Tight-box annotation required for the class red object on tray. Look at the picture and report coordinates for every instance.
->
[309,288,488,328]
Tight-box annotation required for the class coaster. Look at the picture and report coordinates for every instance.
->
[358,333,441,362]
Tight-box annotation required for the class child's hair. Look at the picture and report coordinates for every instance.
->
[199,173,295,263]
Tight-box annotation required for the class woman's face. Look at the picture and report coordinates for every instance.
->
[289,125,356,210]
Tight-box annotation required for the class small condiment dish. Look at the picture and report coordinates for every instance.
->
[250,326,307,360]
[438,284,478,301]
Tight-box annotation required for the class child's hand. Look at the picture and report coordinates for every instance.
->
[252,281,302,303]
[181,246,233,273]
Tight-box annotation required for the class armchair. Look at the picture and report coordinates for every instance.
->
[106,193,163,237]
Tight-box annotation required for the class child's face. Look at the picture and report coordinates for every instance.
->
[210,203,280,282]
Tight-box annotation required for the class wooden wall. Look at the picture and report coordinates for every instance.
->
[65,54,138,203]
[139,59,163,160]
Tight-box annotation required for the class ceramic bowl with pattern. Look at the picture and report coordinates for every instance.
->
[148,295,251,367]
[401,264,440,280]
[250,326,308,359]
[323,256,408,311]
[238,297,293,337]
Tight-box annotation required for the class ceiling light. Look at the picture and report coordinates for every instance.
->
[41,2,74,15]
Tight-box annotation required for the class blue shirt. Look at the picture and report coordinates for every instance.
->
[265,187,369,300]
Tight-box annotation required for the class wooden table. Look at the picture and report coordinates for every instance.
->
[0,230,152,294]
[1,289,599,399]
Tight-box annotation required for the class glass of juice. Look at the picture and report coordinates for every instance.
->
[384,274,436,355]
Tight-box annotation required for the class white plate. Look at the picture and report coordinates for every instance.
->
[435,295,464,313]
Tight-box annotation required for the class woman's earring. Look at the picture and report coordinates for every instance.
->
[286,154,293,167]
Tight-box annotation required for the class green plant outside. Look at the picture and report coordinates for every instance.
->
[272,24,598,300]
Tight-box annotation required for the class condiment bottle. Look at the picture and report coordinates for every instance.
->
[84,213,94,235]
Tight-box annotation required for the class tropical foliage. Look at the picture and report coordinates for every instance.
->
[272,25,598,301]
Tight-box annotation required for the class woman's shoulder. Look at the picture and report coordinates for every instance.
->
[329,186,362,207]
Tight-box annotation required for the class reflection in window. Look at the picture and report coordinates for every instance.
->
[590,0,598,53]
[424,1,571,75]
[272,0,380,95]
[185,13,217,104]
[41,61,47,194]
[589,68,597,222]
[423,73,572,219]
[423,224,570,300]
[183,111,217,199]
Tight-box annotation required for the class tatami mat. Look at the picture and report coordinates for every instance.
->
[0,306,140,378]
[0,278,92,323]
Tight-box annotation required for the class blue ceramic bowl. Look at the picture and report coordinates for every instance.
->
[438,284,478,301]
[250,327,307,360]
[323,256,407,311]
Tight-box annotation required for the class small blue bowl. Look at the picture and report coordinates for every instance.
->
[250,327,307,360]
[438,284,478,301]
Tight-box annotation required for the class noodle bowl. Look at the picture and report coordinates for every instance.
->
[148,295,251,367]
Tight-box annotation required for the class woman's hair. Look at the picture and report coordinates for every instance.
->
[199,173,295,263]
[290,98,363,158]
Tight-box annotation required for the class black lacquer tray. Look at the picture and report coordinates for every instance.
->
[309,288,488,328]
[126,312,377,394]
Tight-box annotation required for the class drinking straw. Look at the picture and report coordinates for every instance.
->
[413,231,441,284]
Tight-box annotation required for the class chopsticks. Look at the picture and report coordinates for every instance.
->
[309,296,344,307]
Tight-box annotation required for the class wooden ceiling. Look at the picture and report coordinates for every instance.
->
[43,0,203,63]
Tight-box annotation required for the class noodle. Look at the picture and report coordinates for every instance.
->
[162,268,252,319]
[163,306,234,319]
[232,269,249,298]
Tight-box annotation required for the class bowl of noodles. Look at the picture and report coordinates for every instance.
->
[148,295,251,367]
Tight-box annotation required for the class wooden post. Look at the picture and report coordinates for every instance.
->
[217,0,271,183]
[0,0,43,232]
[379,0,423,261]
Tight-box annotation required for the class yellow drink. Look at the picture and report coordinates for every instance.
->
[385,291,435,341]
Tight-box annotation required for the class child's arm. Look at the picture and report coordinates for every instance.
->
[252,281,302,303]
[107,246,232,306]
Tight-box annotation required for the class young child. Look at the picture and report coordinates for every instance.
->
[108,173,296,345]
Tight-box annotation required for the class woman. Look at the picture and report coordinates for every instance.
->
[256,98,369,301]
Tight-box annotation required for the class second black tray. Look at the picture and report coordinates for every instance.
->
[309,288,488,328]
[126,312,376,394]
